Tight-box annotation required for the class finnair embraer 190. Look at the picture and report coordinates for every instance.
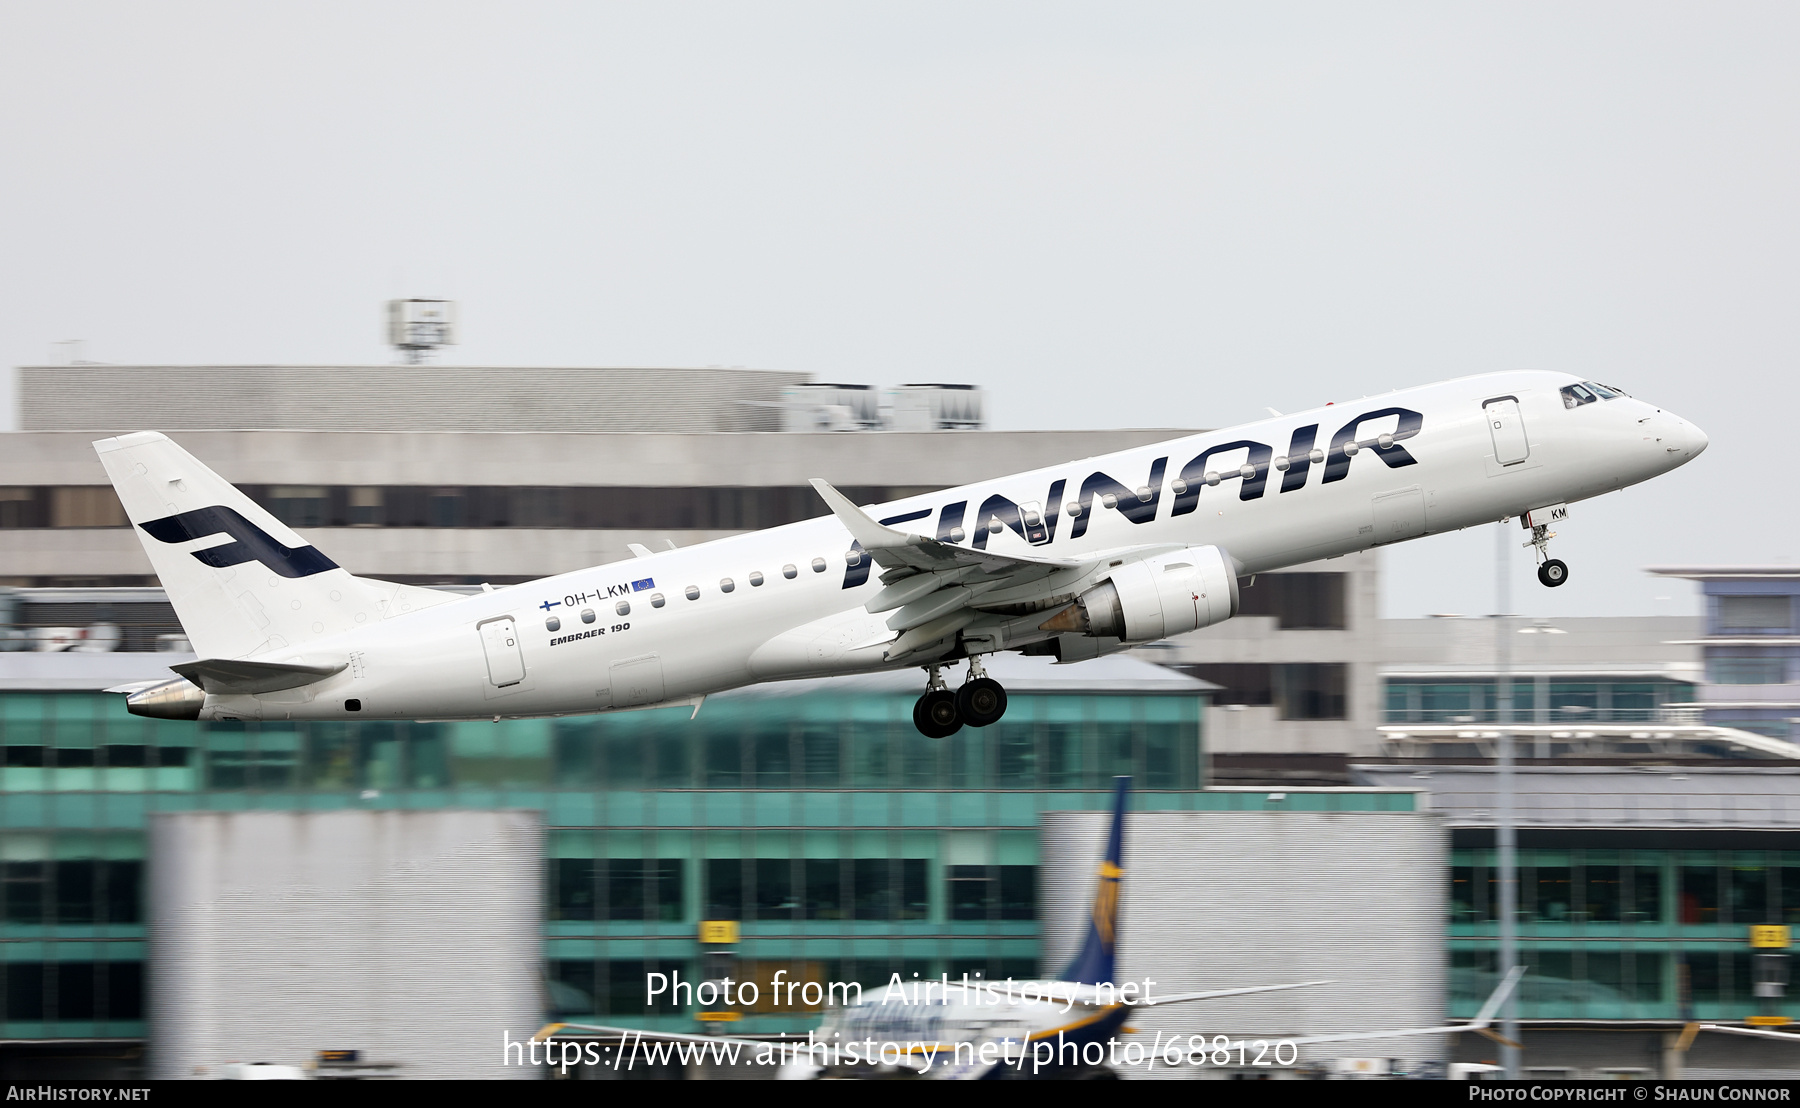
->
[102,372,1705,734]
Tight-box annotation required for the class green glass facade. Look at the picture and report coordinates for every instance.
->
[1450,846,1800,1021]
[1386,677,1695,725]
[0,683,1214,1040]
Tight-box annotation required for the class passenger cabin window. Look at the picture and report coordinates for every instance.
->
[811,558,827,573]
[749,571,765,587]
[1560,384,1599,409]
[546,616,561,631]
[615,600,630,616]
[684,586,701,601]
[650,593,666,608]
[720,578,735,593]
[580,609,595,624]
[782,564,797,579]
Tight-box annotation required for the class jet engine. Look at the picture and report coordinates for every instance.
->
[1041,546,1239,643]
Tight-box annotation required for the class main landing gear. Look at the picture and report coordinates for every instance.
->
[912,657,1009,737]
[1523,515,1570,588]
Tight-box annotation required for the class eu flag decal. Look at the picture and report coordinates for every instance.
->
[632,578,655,592]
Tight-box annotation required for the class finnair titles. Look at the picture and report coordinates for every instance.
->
[102,371,1705,735]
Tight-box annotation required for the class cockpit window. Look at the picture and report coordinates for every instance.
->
[1560,383,1598,409]
[1587,381,1626,399]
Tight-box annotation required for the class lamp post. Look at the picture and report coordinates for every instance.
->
[1496,520,1520,1078]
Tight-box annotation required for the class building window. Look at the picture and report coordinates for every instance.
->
[704,858,927,922]
[1680,866,1719,924]
[548,859,683,922]
[0,487,46,528]
[347,486,384,526]
[266,486,330,528]
[427,488,464,528]
[1272,663,1347,720]
[1178,663,1272,707]
[49,487,126,528]
[548,959,686,1017]
[1716,595,1793,634]
[947,865,1036,921]
[1707,654,1788,685]
[1385,678,1690,723]
[1236,572,1348,629]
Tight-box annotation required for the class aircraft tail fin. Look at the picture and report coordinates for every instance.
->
[1060,775,1130,986]
[93,432,387,659]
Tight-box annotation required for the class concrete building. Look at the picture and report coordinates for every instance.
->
[1650,566,1800,744]
[149,809,543,1079]
[1041,800,1446,1079]
[1356,763,1800,1079]
[16,365,812,434]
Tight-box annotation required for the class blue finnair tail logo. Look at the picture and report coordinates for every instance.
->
[140,506,338,579]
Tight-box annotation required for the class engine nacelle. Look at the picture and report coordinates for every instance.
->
[1049,546,1240,643]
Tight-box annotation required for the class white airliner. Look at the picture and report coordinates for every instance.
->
[101,371,1705,733]
[539,777,1526,1079]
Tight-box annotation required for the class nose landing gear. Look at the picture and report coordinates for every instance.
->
[1522,512,1570,588]
[912,657,1010,736]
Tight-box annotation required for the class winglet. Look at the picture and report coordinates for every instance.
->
[1470,964,1527,1028]
[809,478,916,550]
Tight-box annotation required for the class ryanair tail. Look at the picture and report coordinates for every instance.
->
[1060,775,1130,986]
[93,432,454,661]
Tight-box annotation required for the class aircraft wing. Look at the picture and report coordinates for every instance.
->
[535,1022,934,1072]
[810,479,1098,661]
[536,1021,771,1053]
[1174,966,1526,1051]
[1136,980,1333,1006]
[1698,1024,1800,1043]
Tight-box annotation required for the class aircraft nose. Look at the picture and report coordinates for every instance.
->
[1645,409,1707,465]
[1673,415,1708,459]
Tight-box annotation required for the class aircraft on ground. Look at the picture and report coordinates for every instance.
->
[537,777,1525,1079]
[100,371,1705,734]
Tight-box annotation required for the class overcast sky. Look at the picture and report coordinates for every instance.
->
[2,3,1795,618]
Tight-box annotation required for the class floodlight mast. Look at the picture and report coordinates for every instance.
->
[386,299,456,365]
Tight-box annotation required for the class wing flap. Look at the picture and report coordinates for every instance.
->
[170,657,346,695]
[809,478,1097,661]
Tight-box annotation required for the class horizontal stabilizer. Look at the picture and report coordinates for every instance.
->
[170,657,346,696]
